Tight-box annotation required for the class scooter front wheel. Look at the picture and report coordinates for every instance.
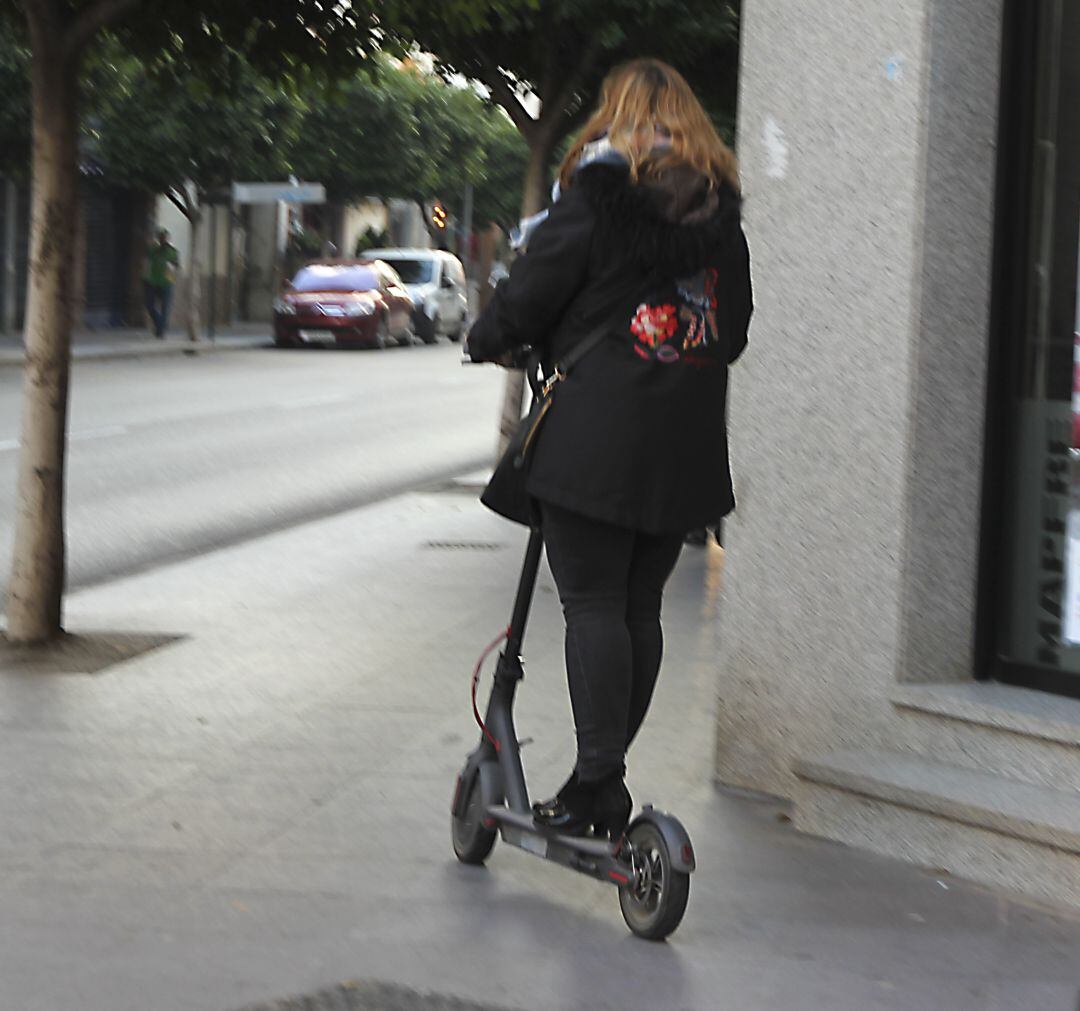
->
[618,821,690,940]
[451,773,497,865]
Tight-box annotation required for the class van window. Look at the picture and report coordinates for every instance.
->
[378,258,435,284]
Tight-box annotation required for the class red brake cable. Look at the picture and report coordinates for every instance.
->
[471,626,510,753]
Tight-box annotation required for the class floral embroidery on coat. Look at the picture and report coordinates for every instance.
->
[630,268,723,365]
[630,304,679,348]
[679,268,720,351]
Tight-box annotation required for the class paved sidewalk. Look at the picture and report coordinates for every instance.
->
[1,481,1079,1010]
[0,323,271,367]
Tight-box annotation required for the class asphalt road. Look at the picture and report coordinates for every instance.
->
[0,341,505,592]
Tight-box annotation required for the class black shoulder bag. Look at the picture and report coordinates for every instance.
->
[480,299,636,527]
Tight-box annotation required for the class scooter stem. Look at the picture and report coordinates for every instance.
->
[482,526,545,815]
[506,526,544,657]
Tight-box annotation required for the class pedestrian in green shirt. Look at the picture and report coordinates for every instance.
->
[144,228,180,337]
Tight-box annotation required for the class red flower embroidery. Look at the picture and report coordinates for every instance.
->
[630,303,678,348]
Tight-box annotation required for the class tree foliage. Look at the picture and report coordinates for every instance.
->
[286,64,424,207]
[1,21,529,228]
[404,69,490,206]
[404,0,741,128]
[288,59,527,226]
[85,44,301,207]
[386,0,741,214]
[0,30,30,179]
[458,110,528,230]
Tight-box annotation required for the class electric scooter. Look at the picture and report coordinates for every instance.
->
[451,360,696,941]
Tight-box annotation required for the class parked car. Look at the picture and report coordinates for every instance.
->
[364,248,469,344]
[273,260,414,350]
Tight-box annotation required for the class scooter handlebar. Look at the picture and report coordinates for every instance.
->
[460,343,545,401]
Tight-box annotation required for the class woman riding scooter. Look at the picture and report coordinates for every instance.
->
[467,58,753,841]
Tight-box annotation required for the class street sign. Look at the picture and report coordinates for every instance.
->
[232,182,326,204]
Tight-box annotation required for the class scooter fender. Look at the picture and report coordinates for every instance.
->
[451,749,504,821]
[477,761,505,825]
[627,806,696,874]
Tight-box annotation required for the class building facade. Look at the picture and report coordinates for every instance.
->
[1,176,151,334]
[1,177,420,338]
[157,195,420,332]
[720,0,1080,908]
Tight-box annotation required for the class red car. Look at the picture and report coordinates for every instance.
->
[273,260,414,349]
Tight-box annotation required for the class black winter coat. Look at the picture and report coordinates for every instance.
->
[468,160,753,534]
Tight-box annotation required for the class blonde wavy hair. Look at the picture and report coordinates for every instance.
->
[559,59,739,193]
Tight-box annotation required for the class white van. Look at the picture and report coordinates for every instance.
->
[364,248,469,344]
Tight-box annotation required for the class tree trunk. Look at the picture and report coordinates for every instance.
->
[71,193,87,330]
[415,199,431,244]
[474,223,498,305]
[328,203,345,255]
[6,46,79,644]
[1,177,18,335]
[494,133,557,459]
[495,366,527,460]
[126,191,152,326]
[520,134,556,220]
[238,203,252,320]
[184,200,202,343]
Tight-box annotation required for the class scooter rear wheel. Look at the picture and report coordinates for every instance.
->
[452,774,497,865]
[618,822,690,940]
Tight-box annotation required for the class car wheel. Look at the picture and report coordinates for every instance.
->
[374,314,390,350]
[414,310,438,345]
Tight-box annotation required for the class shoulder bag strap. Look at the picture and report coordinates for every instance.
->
[546,272,655,392]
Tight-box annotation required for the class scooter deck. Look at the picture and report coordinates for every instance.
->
[488,806,618,857]
[486,806,635,887]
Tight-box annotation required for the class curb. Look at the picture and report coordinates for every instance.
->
[0,338,271,368]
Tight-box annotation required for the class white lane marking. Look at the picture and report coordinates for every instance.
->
[279,393,351,410]
[0,389,365,452]
[69,425,128,443]
[0,425,128,453]
[0,397,349,453]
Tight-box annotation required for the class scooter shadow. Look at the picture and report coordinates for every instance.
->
[439,860,692,1009]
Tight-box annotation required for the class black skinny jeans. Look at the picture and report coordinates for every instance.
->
[540,501,684,783]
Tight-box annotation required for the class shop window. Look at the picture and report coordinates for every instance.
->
[990,0,1080,698]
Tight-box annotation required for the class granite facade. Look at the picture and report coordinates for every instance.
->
[716,0,1003,792]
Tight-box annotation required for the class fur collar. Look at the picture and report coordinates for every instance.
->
[574,162,742,276]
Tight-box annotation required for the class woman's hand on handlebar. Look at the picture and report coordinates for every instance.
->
[464,340,530,369]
